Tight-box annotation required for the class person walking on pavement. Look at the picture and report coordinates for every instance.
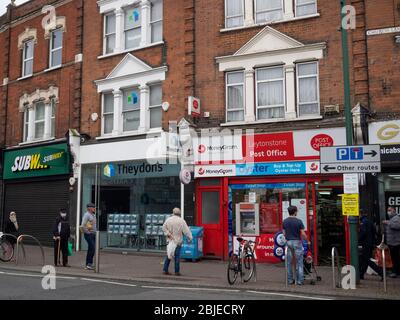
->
[282,205,310,285]
[162,208,192,276]
[359,212,383,280]
[383,206,400,278]
[5,211,20,245]
[53,209,71,267]
[81,203,97,270]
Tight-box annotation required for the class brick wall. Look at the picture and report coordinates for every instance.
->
[1,0,83,147]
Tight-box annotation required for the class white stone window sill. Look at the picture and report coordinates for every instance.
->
[220,115,323,126]
[44,65,62,73]
[220,13,320,33]
[96,128,163,140]
[98,42,164,60]
[17,74,33,81]
[19,137,55,146]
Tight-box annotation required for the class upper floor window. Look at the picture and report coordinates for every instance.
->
[256,66,285,119]
[23,99,56,142]
[49,29,63,68]
[225,0,244,28]
[101,0,164,56]
[296,61,319,117]
[103,93,114,134]
[224,0,317,29]
[296,0,317,17]
[22,40,34,77]
[123,87,141,131]
[105,13,116,54]
[150,0,163,43]
[255,0,283,24]
[124,6,142,50]
[226,71,245,122]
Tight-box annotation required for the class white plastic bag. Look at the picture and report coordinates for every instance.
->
[167,241,177,259]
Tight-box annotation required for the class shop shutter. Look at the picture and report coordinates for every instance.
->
[3,179,69,247]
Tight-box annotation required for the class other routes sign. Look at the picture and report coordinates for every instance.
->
[320,145,381,174]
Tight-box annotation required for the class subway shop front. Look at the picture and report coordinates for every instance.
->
[2,141,72,246]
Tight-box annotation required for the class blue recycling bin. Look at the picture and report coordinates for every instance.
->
[180,226,204,261]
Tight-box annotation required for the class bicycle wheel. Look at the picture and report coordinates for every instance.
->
[242,248,256,282]
[227,254,239,285]
[0,240,14,262]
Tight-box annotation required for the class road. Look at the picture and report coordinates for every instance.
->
[0,269,339,300]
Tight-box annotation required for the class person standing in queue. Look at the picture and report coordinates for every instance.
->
[81,203,97,270]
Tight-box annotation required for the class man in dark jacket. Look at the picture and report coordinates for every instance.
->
[5,211,20,245]
[53,209,71,267]
[359,213,383,280]
[383,207,400,278]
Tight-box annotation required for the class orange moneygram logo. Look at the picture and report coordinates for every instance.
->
[377,123,400,141]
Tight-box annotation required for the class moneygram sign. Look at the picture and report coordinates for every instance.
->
[3,143,70,180]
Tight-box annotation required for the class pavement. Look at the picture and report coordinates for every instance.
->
[1,245,399,300]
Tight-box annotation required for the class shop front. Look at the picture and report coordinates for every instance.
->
[369,120,400,222]
[194,128,347,264]
[2,141,71,246]
[77,135,187,253]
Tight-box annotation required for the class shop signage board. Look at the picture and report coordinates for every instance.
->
[320,145,381,173]
[380,144,400,162]
[342,194,359,216]
[385,192,400,215]
[343,174,359,194]
[368,120,400,145]
[3,143,70,180]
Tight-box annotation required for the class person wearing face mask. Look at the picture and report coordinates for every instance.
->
[383,206,400,278]
[5,211,20,245]
[52,209,71,267]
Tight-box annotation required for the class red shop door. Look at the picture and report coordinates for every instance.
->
[198,188,224,258]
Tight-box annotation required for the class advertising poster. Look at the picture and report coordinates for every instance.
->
[291,199,308,230]
[254,234,281,263]
[385,192,400,215]
[260,203,280,233]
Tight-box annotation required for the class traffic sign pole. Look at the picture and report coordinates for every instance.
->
[340,0,359,284]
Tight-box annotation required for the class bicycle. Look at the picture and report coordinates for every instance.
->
[227,237,256,285]
[0,233,14,262]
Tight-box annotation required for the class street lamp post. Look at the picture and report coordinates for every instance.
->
[340,0,360,283]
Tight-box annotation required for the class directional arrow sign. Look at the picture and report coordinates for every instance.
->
[320,145,381,174]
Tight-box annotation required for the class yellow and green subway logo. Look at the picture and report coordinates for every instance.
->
[11,154,49,172]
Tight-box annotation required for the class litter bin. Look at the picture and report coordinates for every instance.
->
[180,226,204,262]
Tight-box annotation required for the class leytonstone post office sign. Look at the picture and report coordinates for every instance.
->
[3,143,70,180]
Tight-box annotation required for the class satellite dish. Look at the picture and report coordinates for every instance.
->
[162,102,170,112]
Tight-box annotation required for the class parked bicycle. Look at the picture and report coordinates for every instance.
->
[0,233,14,262]
[227,237,256,285]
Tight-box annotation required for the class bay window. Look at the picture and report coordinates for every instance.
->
[226,71,245,122]
[256,66,285,119]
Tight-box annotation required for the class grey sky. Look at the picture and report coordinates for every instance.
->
[0,0,30,16]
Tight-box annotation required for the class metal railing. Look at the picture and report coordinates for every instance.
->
[285,245,296,287]
[331,247,341,289]
[16,235,45,266]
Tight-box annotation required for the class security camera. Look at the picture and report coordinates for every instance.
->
[395,35,400,44]
[80,133,91,143]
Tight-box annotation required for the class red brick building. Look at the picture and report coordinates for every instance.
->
[0,0,83,245]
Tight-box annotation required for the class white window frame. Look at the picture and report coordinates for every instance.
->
[23,110,30,142]
[296,61,320,117]
[225,70,245,123]
[22,40,34,77]
[149,83,162,129]
[51,99,56,138]
[150,0,163,43]
[102,92,115,135]
[255,65,286,120]
[225,0,245,28]
[295,0,317,17]
[124,5,142,50]
[104,13,116,54]
[49,28,63,68]
[34,102,46,140]
[254,0,284,24]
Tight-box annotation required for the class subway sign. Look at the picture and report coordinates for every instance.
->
[3,143,70,180]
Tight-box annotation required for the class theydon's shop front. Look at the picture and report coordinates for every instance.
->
[76,134,189,253]
[2,141,71,246]
[193,128,348,264]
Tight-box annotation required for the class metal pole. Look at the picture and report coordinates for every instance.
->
[95,231,100,273]
[332,247,336,289]
[382,247,387,293]
[340,0,359,284]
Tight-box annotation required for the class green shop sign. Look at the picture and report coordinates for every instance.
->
[3,143,70,180]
